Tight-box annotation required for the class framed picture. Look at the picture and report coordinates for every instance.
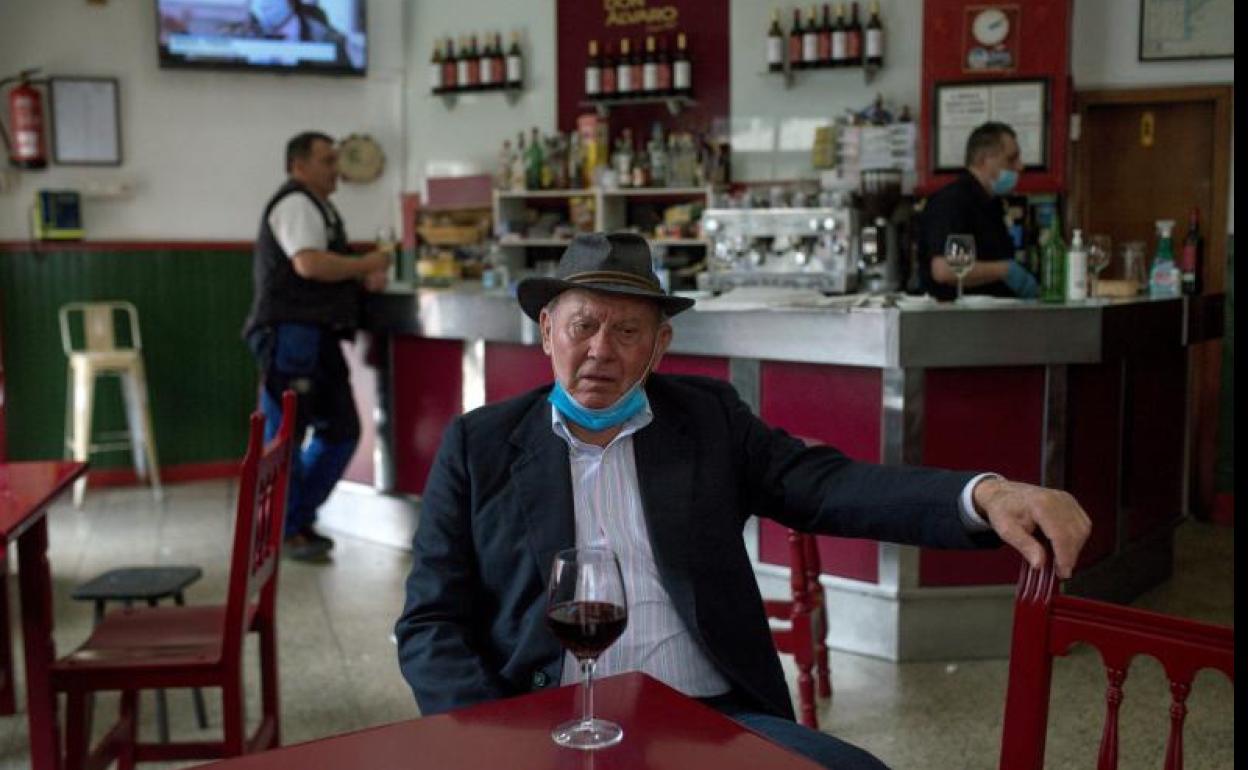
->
[1139,0,1233,61]
[48,76,122,166]
[932,78,1049,174]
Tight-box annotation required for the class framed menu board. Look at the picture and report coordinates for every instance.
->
[1139,0,1233,61]
[932,78,1048,173]
[49,77,122,166]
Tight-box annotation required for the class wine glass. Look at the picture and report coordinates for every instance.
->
[1087,234,1112,298]
[944,234,977,302]
[546,546,628,750]
[376,226,397,280]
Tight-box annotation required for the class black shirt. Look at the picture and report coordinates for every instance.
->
[917,171,1015,300]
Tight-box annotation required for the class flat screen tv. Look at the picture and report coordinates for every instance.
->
[156,0,367,76]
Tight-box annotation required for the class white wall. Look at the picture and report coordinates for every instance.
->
[0,0,407,240]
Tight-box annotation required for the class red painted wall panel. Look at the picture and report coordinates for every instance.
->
[556,0,730,139]
[484,343,553,404]
[919,0,1072,195]
[392,337,463,494]
[919,366,1045,586]
[758,363,883,583]
[656,353,728,380]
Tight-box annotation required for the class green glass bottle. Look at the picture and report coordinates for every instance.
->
[1040,208,1067,303]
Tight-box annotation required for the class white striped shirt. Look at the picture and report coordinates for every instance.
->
[552,403,731,697]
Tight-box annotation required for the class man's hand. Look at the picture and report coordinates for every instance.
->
[362,269,389,292]
[973,478,1091,579]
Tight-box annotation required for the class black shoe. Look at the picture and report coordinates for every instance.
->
[283,533,332,562]
[300,525,335,550]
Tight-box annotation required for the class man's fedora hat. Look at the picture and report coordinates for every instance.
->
[516,231,696,322]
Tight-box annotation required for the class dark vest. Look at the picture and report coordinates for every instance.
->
[242,180,361,339]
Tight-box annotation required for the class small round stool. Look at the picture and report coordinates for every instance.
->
[71,566,209,740]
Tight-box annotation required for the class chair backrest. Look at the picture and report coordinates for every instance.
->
[999,554,1234,770]
[222,390,296,658]
[58,301,142,356]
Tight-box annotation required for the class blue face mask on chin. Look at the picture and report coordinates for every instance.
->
[991,168,1019,196]
[548,379,649,432]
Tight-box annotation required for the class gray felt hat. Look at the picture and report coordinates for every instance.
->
[516,232,696,322]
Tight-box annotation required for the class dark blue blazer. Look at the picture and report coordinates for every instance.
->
[395,375,997,719]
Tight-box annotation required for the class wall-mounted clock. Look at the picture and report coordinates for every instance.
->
[963,5,1020,73]
[971,8,1011,47]
[338,134,385,184]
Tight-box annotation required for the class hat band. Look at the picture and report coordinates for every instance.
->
[565,270,660,292]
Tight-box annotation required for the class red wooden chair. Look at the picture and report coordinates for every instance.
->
[999,551,1234,770]
[764,529,831,729]
[50,390,297,769]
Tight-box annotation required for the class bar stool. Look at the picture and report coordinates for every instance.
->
[59,301,163,508]
[71,566,209,742]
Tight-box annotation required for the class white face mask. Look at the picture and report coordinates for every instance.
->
[251,0,293,32]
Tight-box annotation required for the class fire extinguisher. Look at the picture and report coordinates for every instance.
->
[1,69,47,169]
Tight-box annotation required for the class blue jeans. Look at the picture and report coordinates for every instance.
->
[702,693,890,770]
[252,323,360,537]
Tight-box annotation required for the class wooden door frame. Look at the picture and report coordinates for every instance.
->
[1070,84,1233,293]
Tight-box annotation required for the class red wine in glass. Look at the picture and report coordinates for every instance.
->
[546,547,628,750]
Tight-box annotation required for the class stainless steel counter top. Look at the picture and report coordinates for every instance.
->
[364,283,1199,368]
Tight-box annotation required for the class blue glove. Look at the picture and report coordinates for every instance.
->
[1005,261,1040,299]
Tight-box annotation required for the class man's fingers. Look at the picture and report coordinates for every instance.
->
[997,523,1046,571]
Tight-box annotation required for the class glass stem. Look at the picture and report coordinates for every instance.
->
[956,275,964,300]
[580,657,596,727]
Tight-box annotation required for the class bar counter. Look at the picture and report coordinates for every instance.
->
[347,283,1219,661]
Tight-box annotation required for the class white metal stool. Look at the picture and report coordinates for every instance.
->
[59,301,163,508]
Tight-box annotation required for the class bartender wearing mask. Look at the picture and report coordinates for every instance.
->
[918,121,1038,301]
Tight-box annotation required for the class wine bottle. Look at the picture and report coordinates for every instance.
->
[846,2,862,65]
[767,9,784,73]
[465,35,480,90]
[601,41,618,96]
[492,33,506,85]
[430,39,444,93]
[673,33,692,96]
[789,8,804,70]
[831,3,848,67]
[617,38,634,96]
[478,34,493,87]
[1180,207,1202,295]
[657,35,673,95]
[585,40,601,98]
[629,38,644,97]
[818,4,833,67]
[802,6,819,69]
[455,37,470,91]
[865,0,884,67]
[1040,209,1067,303]
[506,32,523,87]
[643,36,659,94]
[442,38,458,92]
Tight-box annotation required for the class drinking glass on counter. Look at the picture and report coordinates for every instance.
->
[944,233,977,302]
[546,546,628,750]
[1120,241,1147,293]
[1087,234,1111,298]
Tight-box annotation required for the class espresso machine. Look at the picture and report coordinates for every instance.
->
[702,192,859,294]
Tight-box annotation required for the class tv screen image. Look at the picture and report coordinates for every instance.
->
[156,0,367,75]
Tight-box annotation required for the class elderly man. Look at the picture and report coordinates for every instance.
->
[395,232,1089,769]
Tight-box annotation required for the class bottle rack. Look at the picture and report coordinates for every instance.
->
[492,186,712,249]
[579,94,696,117]
[766,60,881,88]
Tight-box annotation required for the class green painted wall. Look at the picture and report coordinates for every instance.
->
[1,246,256,468]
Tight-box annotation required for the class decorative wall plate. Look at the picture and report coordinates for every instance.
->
[338,133,385,183]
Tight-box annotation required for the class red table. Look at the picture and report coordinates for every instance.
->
[1,461,88,770]
[197,672,823,769]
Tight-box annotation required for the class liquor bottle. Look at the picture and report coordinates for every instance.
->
[802,6,820,69]
[585,40,602,98]
[617,38,634,96]
[526,127,545,191]
[601,41,618,95]
[478,34,494,87]
[673,33,692,95]
[506,32,523,87]
[767,9,784,73]
[818,4,833,67]
[567,130,585,188]
[643,36,659,93]
[846,2,863,65]
[442,38,458,92]
[1066,228,1088,301]
[465,36,480,90]
[657,35,673,95]
[1149,219,1181,298]
[496,139,513,190]
[789,9,804,70]
[1040,209,1067,303]
[614,129,634,188]
[648,123,669,187]
[865,0,884,67]
[831,3,848,67]
[456,37,469,91]
[511,132,527,190]
[1180,207,1203,295]
[430,40,444,93]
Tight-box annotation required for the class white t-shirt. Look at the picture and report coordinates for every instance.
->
[268,192,340,258]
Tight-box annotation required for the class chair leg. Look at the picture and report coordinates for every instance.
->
[118,690,139,770]
[796,656,817,729]
[259,618,281,747]
[223,674,246,756]
[70,362,96,508]
[127,362,163,503]
[0,564,15,715]
[64,690,90,770]
[173,592,210,730]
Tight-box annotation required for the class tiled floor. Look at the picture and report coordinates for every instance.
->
[0,480,1234,769]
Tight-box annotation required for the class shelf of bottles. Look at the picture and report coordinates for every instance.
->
[581,31,695,113]
[765,1,885,87]
[430,31,525,97]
